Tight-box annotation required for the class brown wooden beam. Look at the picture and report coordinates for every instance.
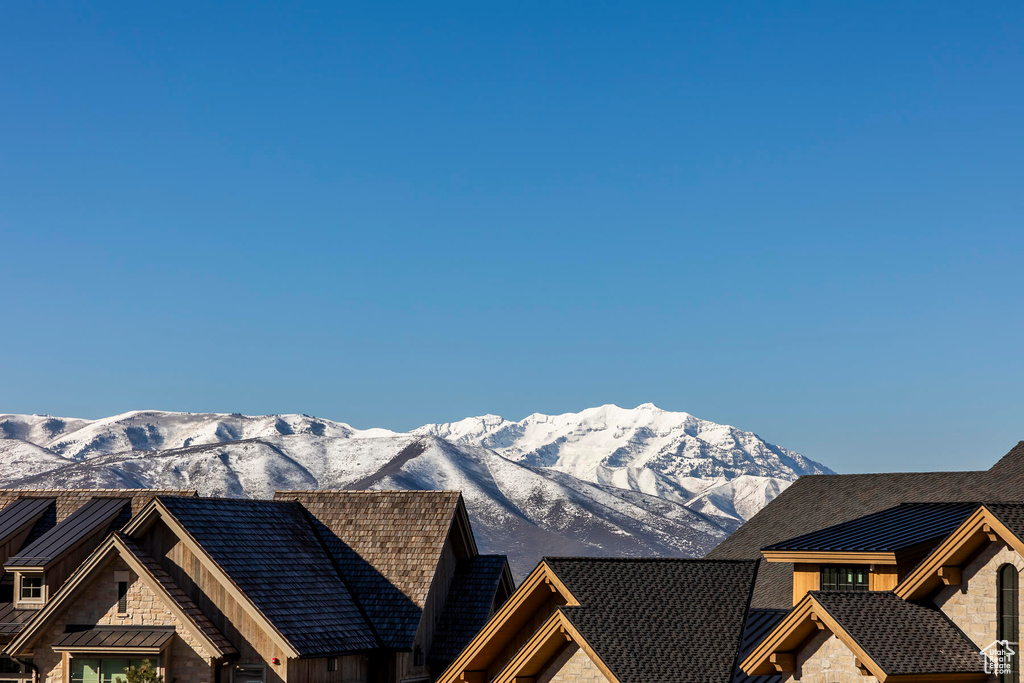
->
[809,614,826,630]
[983,524,999,542]
[938,566,962,586]
[460,671,487,683]
[770,653,795,673]
[855,658,871,676]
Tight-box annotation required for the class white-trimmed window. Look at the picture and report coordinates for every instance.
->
[18,574,43,603]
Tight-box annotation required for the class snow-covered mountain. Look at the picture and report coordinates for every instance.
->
[0,405,831,576]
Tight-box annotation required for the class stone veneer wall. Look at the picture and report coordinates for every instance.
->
[935,541,1024,650]
[535,644,608,683]
[791,630,878,683]
[33,557,213,683]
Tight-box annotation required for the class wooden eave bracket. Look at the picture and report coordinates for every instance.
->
[558,626,571,642]
[544,577,557,593]
[937,566,962,586]
[769,653,795,673]
[809,613,825,630]
[855,658,871,676]
[983,524,999,542]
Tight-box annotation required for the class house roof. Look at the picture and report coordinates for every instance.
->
[274,490,468,650]
[762,502,980,553]
[545,558,759,683]
[0,498,55,545]
[0,601,37,637]
[733,610,786,683]
[52,626,175,652]
[429,555,511,665]
[0,490,197,523]
[708,441,1024,608]
[157,496,379,657]
[810,591,984,675]
[118,535,236,657]
[5,497,129,568]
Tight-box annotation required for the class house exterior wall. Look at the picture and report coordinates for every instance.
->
[286,655,367,683]
[535,644,608,683]
[32,557,213,683]
[143,520,290,683]
[400,537,458,683]
[791,630,878,683]
[934,541,1024,649]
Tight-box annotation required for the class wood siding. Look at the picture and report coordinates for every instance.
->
[793,564,820,605]
[287,655,367,683]
[869,565,898,591]
[141,520,290,683]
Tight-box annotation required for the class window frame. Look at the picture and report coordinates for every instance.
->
[819,565,870,592]
[999,564,1019,683]
[17,574,44,604]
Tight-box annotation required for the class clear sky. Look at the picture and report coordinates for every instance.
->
[2,2,1022,474]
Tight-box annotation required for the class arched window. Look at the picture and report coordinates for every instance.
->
[999,564,1019,683]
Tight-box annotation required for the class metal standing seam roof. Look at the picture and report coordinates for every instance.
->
[733,609,787,683]
[761,502,981,553]
[5,497,129,568]
[707,441,1024,608]
[0,600,38,636]
[53,626,175,651]
[544,558,760,683]
[157,496,378,657]
[0,498,55,544]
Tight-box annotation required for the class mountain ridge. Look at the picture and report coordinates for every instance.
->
[0,405,831,576]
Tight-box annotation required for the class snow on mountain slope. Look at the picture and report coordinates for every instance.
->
[2,434,734,576]
[417,403,831,518]
[0,405,831,575]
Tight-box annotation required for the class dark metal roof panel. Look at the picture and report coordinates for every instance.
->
[5,497,129,567]
[0,601,38,636]
[733,609,787,683]
[53,626,175,651]
[761,502,980,553]
[0,498,56,544]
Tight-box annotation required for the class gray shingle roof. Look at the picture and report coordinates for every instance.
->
[157,496,378,656]
[810,591,985,675]
[708,441,1024,608]
[429,555,509,665]
[6,497,129,568]
[762,502,979,553]
[275,490,466,650]
[545,558,759,683]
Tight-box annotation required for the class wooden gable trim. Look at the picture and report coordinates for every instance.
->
[437,561,579,683]
[740,594,889,681]
[490,611,620,683]
[895,506,1024,601]
[761,550,897,564]
[5,533,230,659]
[126,498,300,658]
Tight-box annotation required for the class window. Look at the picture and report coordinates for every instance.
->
[234,665,265,683]
[19,575,43,602]
[71,659,151,683]
[117,582,128,614]
[327,659,337,673]
[1000,564,1019,683]
[820,566,869,591]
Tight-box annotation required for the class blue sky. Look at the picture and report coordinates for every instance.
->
[2,2,1022,473]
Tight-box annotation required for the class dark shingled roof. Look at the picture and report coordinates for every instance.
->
[53,626,176,651]
[0,498,55,544]
[708,441,1024,608]
[0,489,197,523]
[274,490,466,650]
[158,496,378,656]
[762,502,979,552]
[544,558,759,683]
[429,555,509,665]
[118,535,237,657]
[811,591,984,675]
[6,497,128,568]
[984,503,1024,541]
[733,609,787,683]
